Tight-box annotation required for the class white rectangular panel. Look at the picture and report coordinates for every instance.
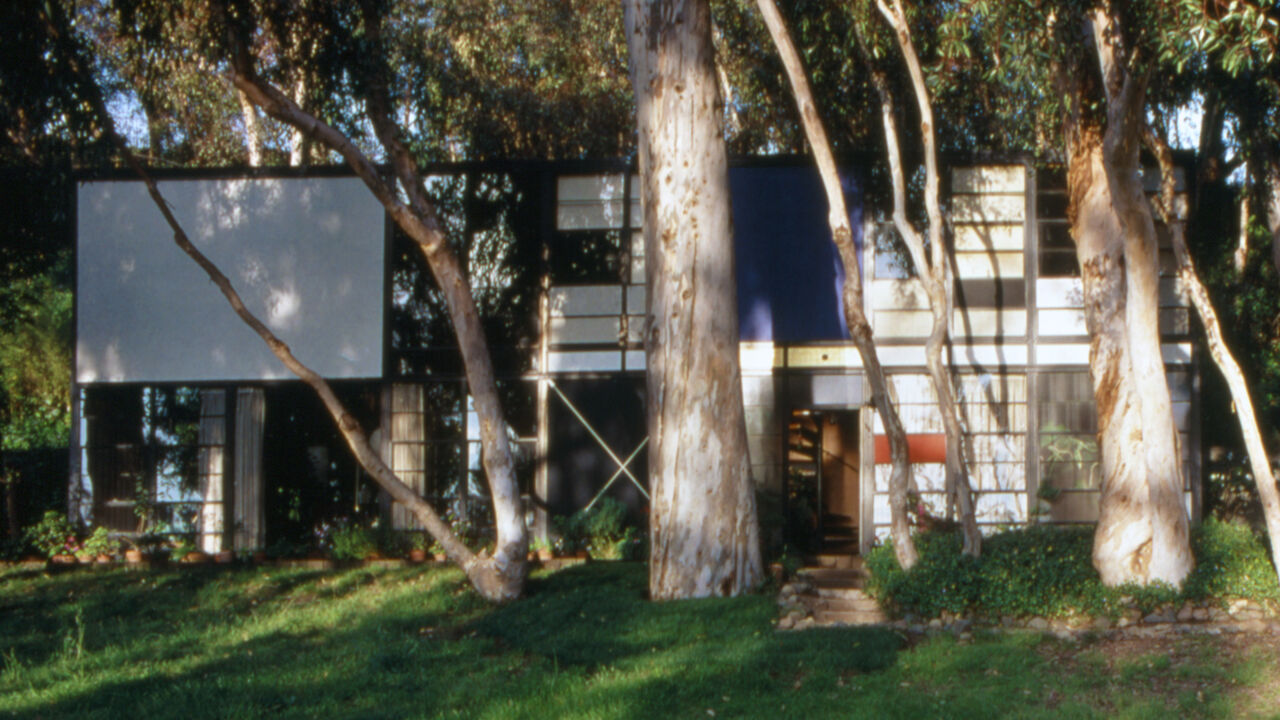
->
[951,165,1026,193]
[77,177,384,383]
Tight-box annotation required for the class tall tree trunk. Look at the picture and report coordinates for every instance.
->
[235,88,262,167]
[754,0,917,569]
[625,0,761,599]
[1062,10,1192,587]
[1066,131,1156,585]
[288,75,308,166]
[1265,154,1280,278]
[1148,128,1280,585]
[1091,11,1192,586]
[869,0,982,556]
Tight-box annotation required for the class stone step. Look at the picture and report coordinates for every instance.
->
[812,553,861,570]
[813,609,888,626]
[811,584,872,599]
[809,596,881,613]
[800,566,867,586]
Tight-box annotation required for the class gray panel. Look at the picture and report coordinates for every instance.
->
[77,178,385,383]
[805,374,864,408]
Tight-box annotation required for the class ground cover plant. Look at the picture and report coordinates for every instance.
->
[866,520,1280,620]
[0,561,1278,719]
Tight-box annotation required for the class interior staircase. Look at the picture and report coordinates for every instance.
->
[780,410,883,627]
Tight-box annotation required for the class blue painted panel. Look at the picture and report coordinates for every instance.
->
[730,165,862,342]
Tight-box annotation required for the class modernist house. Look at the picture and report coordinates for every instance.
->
[69,158,1199,557]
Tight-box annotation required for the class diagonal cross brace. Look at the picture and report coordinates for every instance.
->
[547,379,650,507]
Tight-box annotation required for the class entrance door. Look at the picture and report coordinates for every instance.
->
[785,409,860,556]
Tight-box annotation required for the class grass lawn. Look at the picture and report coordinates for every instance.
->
[1,562,1277,719]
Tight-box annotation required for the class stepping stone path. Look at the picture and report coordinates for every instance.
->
[776,556,887,630]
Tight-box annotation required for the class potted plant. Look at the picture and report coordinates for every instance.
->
[429,540,447,563]
[82,527,119,564]
[25,511,80,565]
[407,533,430,563]
[173,536,209,564]
[530,537,554,562]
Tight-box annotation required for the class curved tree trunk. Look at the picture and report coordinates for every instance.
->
[867,0,982,556]
[626,0,761,599]
[1068,132,1158,585]
[53,0,530,602]
[1060,11,1192,587]
[754,0,917,569]
[1148,129,1280,585]
[1091,12,1191,586]
[222,32,527,599]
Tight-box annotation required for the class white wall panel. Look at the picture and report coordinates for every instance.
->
[952,165,1026,193]
[950,194,1025,222]
[77,177,384,383]
[953,223,1024,252]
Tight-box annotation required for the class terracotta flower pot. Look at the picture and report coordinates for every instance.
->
[409,548,428,563]
[51,554,77,565]
[124,549,144,564]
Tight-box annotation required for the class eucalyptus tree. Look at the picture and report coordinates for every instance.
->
[958,0,1196,585]
[753,0,919,568]
[22,0,532,600]
[625,0,761,599]
[860,0,983,556]
[1143,2,1280,582]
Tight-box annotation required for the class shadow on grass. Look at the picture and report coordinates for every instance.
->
[1,562,906,720]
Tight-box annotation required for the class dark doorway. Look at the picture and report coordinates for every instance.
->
[786,409,861,557]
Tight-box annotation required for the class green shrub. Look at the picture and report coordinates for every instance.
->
[24,510,78,559]
[81,526,118,557]
[866,522,1280,620]
[329,522,378,560]
[975,526,1108,617]
[865,531,980,617]
[1184,518,1280,604]
[554,499,644,560]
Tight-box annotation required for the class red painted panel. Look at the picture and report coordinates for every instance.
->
[873,433,947,464]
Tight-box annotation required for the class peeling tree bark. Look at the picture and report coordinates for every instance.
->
[1059,10,1192,587]
[1067,128,1158,585]
[869,0,982,556]
[1148,128,1280,585]
[754,0,917,569]
[1090,11,1192,586]
[625,0,761,599]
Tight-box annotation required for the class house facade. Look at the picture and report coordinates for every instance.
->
[70,159,1199,556]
